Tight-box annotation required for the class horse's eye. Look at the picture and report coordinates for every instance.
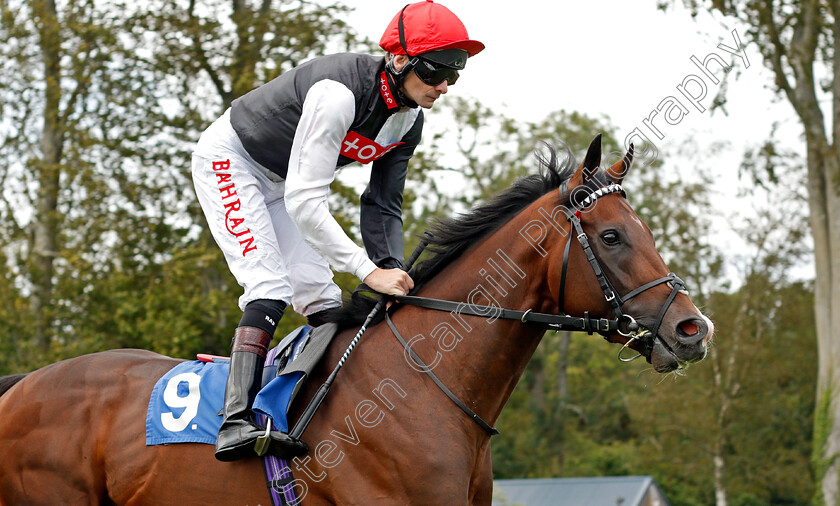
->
[601,231,620,245]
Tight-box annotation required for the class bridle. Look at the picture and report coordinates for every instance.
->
[558,182,687,360]
[384,181,688,436]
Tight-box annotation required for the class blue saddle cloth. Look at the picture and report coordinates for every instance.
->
[146,325,312,446]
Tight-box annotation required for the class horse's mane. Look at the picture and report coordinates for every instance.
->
[0,374,27,398]
[325,142,611,329]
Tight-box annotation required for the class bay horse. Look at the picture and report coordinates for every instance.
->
[0,135,712,505]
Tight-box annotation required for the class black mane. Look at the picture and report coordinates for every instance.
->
[0,374,27,398]
[324,142,611,329]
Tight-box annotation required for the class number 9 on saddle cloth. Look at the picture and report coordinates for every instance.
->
[145,324,336,445]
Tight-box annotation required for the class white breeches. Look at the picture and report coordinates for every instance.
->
[191,109,342,315]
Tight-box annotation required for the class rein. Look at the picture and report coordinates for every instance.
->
[384,181,690,437]
[384,311,500,436]
[393,294,620,334]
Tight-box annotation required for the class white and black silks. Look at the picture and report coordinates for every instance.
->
[193,53,422,316]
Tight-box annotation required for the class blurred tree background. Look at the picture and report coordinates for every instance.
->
[0,1,819,504]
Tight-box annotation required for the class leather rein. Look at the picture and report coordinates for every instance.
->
[384,182,687,437]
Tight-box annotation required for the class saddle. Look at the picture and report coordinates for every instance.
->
[146,324,339,505]
[146,323,339,445]
[252,323,338,431]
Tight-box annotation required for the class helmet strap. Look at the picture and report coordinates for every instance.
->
[398,4,412,57]
[384,57,418,109]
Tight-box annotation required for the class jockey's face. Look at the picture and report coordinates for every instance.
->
[393,55,448,110]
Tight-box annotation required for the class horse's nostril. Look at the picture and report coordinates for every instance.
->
[675,318,708,346]
[678,320,700,336]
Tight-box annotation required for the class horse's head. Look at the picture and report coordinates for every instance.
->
[545,134,713,372]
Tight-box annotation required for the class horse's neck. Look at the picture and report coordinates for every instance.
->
[408,208,559,426]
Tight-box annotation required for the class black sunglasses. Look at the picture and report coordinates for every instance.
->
[412,58,459,86]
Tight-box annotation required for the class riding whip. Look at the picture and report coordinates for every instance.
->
[288,232,432,440]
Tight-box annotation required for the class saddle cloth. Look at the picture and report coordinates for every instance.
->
[145,323,337,445]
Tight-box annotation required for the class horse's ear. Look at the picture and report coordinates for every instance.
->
[606,143,634,184]
[570,134,602,187]
[582,134,602,176]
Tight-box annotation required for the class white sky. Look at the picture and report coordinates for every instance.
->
[343,1,796,143]
[339,1,812,283]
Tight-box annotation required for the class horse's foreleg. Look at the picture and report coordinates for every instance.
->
[469,443,494,505]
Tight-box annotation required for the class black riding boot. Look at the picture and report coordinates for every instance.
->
[214,326,309,462]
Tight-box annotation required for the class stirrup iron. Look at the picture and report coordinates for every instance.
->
[254,422,272,456]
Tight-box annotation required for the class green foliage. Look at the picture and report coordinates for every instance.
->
[659,0,838,500]
[0,4,821,505]
[492,279,816,504]
[0,0,367,374]
[136,0,364,107]
[432,97,818,504]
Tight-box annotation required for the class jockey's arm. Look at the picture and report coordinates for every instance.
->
[359,111,423,269]
[283,79,415,296]
[284,80,378,282]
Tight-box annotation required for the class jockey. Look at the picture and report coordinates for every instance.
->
[191,0,484,462]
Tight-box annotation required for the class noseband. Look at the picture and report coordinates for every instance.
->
[557,183,687,360]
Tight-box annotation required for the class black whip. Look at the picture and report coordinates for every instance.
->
[288,233,431,440]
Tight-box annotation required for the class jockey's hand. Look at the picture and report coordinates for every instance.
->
[363,268,414,296]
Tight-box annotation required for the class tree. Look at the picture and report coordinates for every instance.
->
[659,1,840,502]
[704,157,810,505]
[0,0,186,365]
[0,0,374,373]
[134,0,368,341]
[138,0,361,112]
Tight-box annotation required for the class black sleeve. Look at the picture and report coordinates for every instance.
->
[360,111,424,269]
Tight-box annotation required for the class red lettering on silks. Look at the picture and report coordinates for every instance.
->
[379,72,397,110]
[226,217,245,235]
[240,237,257,256]
[212,159,231,171]
[223,199,241,212]
[219,184,237,199]
[211,158,257,256]
[340,131,404,164]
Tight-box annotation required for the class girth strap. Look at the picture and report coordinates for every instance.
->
[385,312,500,436]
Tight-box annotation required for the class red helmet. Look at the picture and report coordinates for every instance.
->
[379,1,485,58]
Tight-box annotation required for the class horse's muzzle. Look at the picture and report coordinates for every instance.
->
[651,315,713,372]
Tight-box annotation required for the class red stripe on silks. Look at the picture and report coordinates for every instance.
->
[379,71,398,110]
[340,131,404,164]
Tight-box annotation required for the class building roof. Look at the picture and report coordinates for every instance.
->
[493,476,670,506]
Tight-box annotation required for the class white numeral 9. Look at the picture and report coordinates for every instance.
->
[161,372,201,432]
